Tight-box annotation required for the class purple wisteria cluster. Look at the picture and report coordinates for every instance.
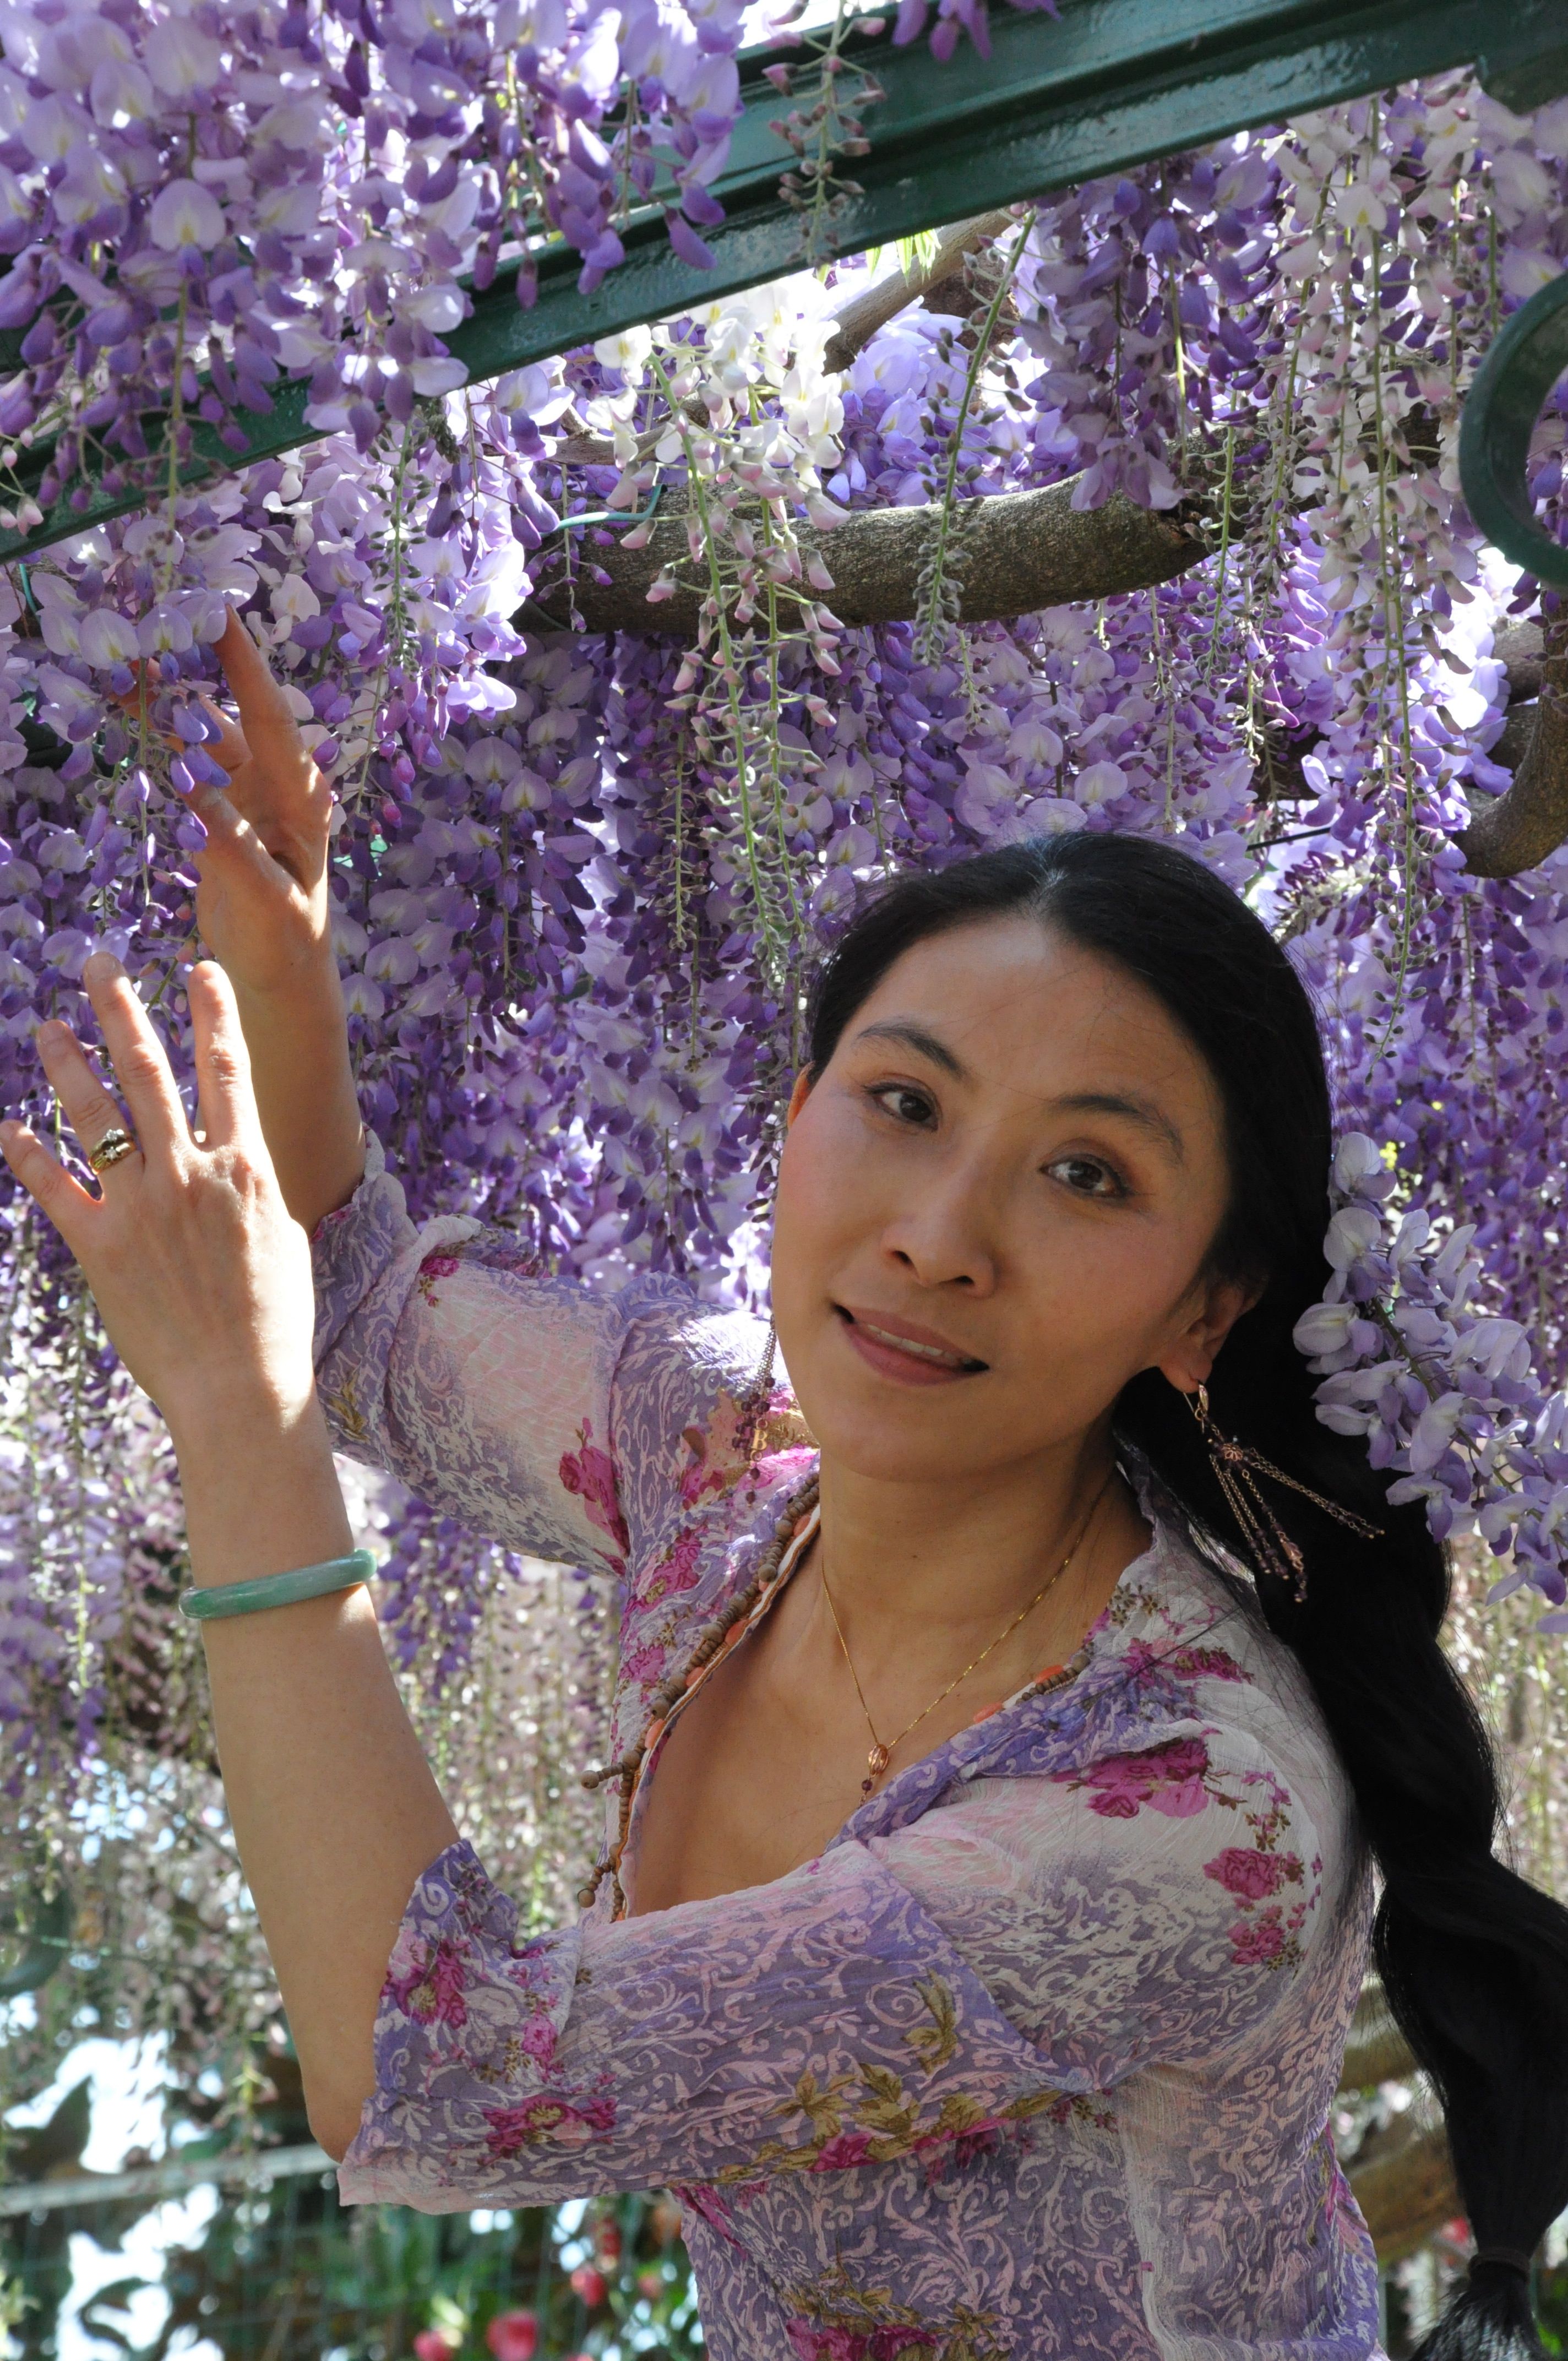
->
[0,0,756,532]
[0,0,1047,537]
[2,57,1568,2065]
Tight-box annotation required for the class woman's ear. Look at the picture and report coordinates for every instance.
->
[1155,1274,1261,1395]
[784,1068,814,1128]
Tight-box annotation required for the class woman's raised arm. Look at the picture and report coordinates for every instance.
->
[1,956,455,2157]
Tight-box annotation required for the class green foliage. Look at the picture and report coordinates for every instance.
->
[1,2046,700,2361]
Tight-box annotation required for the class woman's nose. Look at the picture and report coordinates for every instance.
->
[881,1172,999,1293]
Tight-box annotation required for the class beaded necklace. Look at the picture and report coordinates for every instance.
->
[577,1474,1098,1921]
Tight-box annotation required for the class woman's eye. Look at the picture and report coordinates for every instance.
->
[1048,1154,1125,1200]
[869,1085,936,1127]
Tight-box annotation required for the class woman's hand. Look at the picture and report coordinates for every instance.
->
[132,612,367,1234]
[155,608,336,1001]
[0,952,314,1439]
[2,950,458,2158]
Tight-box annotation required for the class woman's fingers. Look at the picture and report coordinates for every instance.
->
[188,961,259,1151]
[79,953,192,1157]
[186,698,250,777]
[0,1118,101,1249]
[32,1014,144,1173]
[215,607,312,774]
[113,671,242,769]
[182,766,283,872]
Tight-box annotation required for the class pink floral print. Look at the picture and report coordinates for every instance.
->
[482,2092,618,2157]
[386,1934,469,2028]
[415,1250,463,1305]
[1204,1846,1302,1901]
[558,1419,629,1571]
[637,1523,704,1606]
[1069,1734,1213,1819]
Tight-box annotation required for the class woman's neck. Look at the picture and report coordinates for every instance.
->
[812,1430,1148,1668]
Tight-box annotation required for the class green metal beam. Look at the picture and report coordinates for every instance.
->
[1458,274,1568,590]
[4,0,1567,565]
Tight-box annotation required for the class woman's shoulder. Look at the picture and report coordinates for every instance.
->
[602,1287,816,1738]
[1095,1518,1353,1819]
[883,1528,1364,2022]
[924,1509,1358,1888]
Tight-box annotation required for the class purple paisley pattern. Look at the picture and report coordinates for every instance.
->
[314,1143,1384,2360]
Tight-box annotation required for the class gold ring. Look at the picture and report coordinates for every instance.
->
[87,1127,137,1173]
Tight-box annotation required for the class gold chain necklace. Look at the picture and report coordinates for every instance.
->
[819,1468,1117,1799]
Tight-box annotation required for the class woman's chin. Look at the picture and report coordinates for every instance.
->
[804,1397,1009,1488]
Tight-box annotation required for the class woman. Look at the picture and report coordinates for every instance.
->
[5,616,1566,2361]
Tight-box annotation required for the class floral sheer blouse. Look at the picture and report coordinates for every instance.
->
[312,1134,1384,2361]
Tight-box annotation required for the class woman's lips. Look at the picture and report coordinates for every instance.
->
[835,1305,987,1388]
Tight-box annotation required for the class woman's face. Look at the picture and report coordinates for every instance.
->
[770,916,1253,1487]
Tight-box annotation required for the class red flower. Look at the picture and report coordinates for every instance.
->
[413,2331,459,2361]
[485,2309,538,2361]
[569,2264,608,2307]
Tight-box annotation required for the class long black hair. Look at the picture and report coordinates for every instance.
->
[805,831,1568,2360]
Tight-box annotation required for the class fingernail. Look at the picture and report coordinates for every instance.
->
[84,951,123,985]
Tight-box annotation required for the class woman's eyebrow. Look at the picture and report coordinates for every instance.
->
[852,1019,966,1076]
[1053,1090,1185,1164]
[851,1031,1185,1161]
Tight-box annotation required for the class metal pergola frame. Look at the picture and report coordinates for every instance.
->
[2,0,1566,568]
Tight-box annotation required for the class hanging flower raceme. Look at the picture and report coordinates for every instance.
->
[0,0,760,535]
[1295,1135,1568,1609]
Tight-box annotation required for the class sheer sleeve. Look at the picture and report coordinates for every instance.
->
[311,1132,776,1575]
[336,1715,1328,2213]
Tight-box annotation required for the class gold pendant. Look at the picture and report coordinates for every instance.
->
[861,1741,890,1799]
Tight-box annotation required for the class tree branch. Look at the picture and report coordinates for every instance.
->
[1347,2120,1460,2265]
[1461,619,1568,878]
[1336,1982,1458,2264]
[524,475,1211,635]
[1338,1981,1418,2093]
[821,210,1018,374]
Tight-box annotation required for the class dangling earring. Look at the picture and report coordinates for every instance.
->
[737,1318,779,1464]
[1185,1382,1381,1604]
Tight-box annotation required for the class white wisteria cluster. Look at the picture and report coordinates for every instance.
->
[1296,1138,1568,1614]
